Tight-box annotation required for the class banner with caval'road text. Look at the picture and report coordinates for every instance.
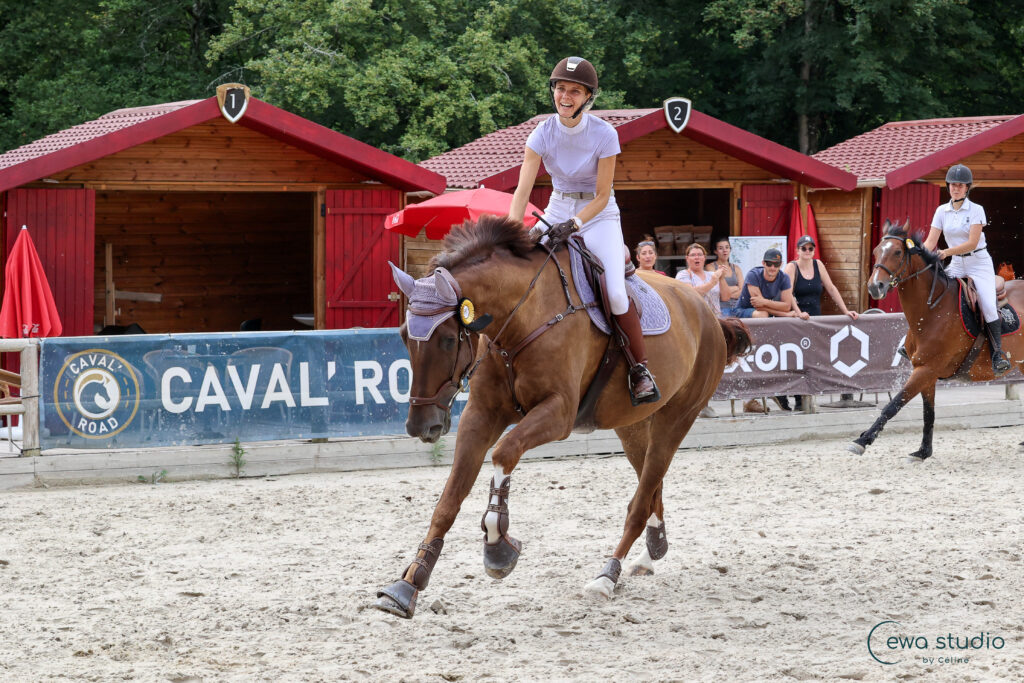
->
[37,316,1017,449]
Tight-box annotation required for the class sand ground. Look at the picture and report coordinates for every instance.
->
[1,427,1022,682]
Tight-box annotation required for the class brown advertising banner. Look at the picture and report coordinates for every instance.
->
[713,313,1019,400]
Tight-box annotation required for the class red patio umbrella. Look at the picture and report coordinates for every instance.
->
[384,188,541,240]
[0,226,62,338]
[786,198,803,263]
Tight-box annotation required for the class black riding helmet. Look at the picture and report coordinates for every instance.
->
[945,163,973,197]
[549,56,599,119]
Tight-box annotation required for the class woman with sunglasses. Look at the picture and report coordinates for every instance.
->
[634,235,666,275]
[783,235,859,320]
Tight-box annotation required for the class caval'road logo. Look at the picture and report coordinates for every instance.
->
[54,349,140,439]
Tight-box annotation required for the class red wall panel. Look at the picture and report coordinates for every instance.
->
[741,184,793,236]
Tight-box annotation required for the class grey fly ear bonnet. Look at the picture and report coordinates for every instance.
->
[389,263,491,341]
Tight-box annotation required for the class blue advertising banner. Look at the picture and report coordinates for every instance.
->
[39,330,467,450]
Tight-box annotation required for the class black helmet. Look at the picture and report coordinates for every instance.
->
[549,57,599,119]
[945,164,973,185]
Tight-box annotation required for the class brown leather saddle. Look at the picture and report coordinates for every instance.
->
[960,276,1007,320]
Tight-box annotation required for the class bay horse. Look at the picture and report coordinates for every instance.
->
[374,215,751,618]
[849,220,1024,460]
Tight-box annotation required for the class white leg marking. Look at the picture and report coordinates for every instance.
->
[646,513,660,527]
[627,546,655,576]
[584,575,615,600]
[484,465,508,544]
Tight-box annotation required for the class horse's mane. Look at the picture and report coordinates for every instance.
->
[882,221,948,279]
[431,214,535,271]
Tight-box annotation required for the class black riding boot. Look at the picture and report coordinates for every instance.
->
[986,320,1012,374]
[612,302,660,406]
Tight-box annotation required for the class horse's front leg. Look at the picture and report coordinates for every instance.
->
[374,404,505,619]
[908,381,936,461]
[483,393,574,579]
[848,367,937,455]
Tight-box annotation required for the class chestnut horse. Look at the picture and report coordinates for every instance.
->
[849,221,1024,460]
[373,216,751,618]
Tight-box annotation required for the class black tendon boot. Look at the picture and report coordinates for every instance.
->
[612,302,660,405]
[987,320,1012,374]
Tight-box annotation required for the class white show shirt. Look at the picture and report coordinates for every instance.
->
[931,198,987,251]
[525,114,620,194]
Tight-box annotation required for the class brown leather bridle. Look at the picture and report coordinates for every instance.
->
[872,235,950,309]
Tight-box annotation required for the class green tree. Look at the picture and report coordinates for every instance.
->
[0,0,232,153]
[700,0,993,153]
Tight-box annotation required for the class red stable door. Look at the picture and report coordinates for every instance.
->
[740,184,792,236]
[873,184,940,313]
[325,188,404,329]
[2,188,95,337]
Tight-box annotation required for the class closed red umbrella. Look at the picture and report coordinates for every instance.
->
[0,226,62,338]
[786,198,803,262]
[384,188,541,240]
[805,203,821,254]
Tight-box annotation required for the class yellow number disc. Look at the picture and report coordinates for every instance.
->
[459,299,475,325]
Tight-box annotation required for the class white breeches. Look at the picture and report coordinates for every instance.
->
[540,195,629,315]
[945,250,998,323]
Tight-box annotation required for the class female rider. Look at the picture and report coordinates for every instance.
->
[509,56,658,405]
[923,164,1010,373]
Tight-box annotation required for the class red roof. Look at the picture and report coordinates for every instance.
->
[422,108,857,191]
[812,115,1024,189]
[0,97,445,194]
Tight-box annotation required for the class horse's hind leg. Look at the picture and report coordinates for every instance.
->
[586,410,695,598]
[614,422,667,577]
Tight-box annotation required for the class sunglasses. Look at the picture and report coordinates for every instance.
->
[764,262,782,268]
[799,245,815,252]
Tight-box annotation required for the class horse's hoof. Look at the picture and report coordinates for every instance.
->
[373,579,418,619]
[584,575,615,600]
[483,535,522,579]
[627,547,655,576]
[905,452,930,463]
[847,442,866,455]
[628,563,654,576]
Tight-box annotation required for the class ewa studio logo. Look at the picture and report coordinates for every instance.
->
[868,620,1005,666]
[53,349,140,439]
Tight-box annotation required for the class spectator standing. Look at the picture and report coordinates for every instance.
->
[707,237,743,316]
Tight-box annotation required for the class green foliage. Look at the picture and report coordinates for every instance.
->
[3,0,1024,161]
[230,438,247,478]
[429,438,445,465]
[137,469,167,484]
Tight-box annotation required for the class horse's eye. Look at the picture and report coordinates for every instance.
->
[439,335,456,351]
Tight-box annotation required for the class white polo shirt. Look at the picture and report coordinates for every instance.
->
[525,114,620,194]
[931,198,987,251]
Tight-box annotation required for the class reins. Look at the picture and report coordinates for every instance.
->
[874,235,951,309]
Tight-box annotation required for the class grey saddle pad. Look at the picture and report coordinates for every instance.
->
[568,246,671,336]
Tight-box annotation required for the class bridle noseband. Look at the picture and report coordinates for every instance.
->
[872,235,950,309]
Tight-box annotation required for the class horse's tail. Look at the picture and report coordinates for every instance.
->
[718,318,753,366]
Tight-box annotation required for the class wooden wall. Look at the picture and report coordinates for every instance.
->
[617,129,780,185]
[51,120,369,187]
[808,189,869,313]
[922,136,1024,185]
[94,191,313,333]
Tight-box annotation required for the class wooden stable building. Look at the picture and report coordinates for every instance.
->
[813,115,1024,312]
[417,107,860,310]
[0,87,444,335]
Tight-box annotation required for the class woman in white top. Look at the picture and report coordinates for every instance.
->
[923,164,1010,373]
[676,243,725,317]
[509,56,657,404]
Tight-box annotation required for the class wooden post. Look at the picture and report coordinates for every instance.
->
[730,183,742,236]
[105,242,115,327]
[20,341,39,457]
[1006,384,1020,400]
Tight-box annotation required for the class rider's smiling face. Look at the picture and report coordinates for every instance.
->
[553,81,590,118]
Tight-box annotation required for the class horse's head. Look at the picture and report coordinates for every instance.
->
[390,262,491,443]
[868,220,924,299]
